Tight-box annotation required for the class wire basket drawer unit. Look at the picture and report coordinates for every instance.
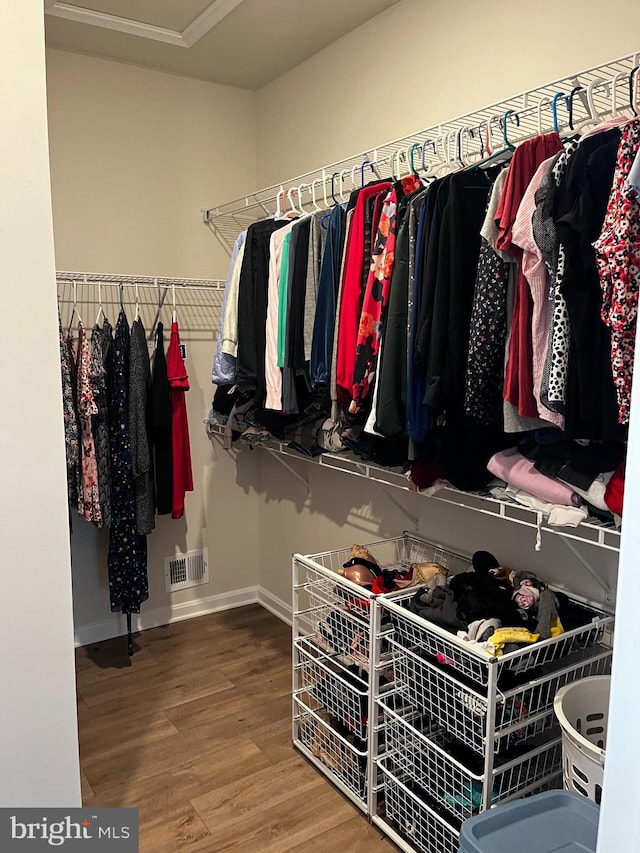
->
[379,757,460,853]
[295,637,369,739]
[294,533,472,667]
[392,643,612,755]
[386,588,613,687]
[294,696,367,800]
[380,699,562,821]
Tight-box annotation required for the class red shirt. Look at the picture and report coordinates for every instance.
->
[166,321,193,519]
[336,181,392,410]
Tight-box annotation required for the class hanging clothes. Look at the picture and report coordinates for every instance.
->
[497,132,564,418]
[129,317,155,535]
[350,175,422,414]
[304,210,329,361]
[556,127,623,439]
[107,310,148,614]
[90,323,111,528]
[375,190,422,437]
[60,312,79,503]
[76,320,102,525]
[511,156,563,427]
[335,180,392,411]
[595,118,640,425]
[310,203,346,387]
[150,321,172,515]
[465,168,512,425]
[167,320,193,519]
[265,221,296,410]
[212,230,246,386]
[236,219,288,402]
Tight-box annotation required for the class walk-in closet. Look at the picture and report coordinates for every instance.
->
[4,2,640,852]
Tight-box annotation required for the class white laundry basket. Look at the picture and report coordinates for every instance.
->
[553,675,610,805]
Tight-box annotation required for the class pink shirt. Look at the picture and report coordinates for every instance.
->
[511,156,564,428]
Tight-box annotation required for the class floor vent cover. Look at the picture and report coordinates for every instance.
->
[165,548,209,592]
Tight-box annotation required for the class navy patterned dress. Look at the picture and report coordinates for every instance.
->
[107,310,149,614]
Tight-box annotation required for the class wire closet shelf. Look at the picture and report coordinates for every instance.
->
[56,271,226,338]
[203,51,640,253]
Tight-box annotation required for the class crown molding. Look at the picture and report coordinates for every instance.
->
[182,0,247,47]
[45,0,247,48]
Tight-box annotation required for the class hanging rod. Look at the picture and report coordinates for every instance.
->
[56,271,225,289]
[203,50,640,253]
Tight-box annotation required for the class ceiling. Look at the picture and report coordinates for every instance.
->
[44,0,402,90]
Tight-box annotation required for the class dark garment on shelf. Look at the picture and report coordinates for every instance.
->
[150,321,172,515]
[518,435,626,489]
[555,129,626,440]
[129,318,155,535]
[236,218,288,402]
[311,204,346,386]
[107,310,149,614]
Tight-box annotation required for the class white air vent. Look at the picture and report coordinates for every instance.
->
[165,548,209,593]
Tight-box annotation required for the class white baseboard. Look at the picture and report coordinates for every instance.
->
[74,586,259,647]
[257,586,292,626]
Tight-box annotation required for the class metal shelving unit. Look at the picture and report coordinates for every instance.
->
[291,534,470,816]
[370,585,613,853]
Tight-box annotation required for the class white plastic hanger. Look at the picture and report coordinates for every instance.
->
[67,278,83,334]
[172,281,176,323]
[95,279,105,327]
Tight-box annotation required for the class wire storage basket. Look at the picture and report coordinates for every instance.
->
[292,532,470,812]
[294,697,367,799]
[387,588,613,687]
[380,698,562,821]
[392,643,612,756]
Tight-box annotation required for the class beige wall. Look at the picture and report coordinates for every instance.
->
[46,49,261,641]
[256,0,640,185]
[0,2,80,806]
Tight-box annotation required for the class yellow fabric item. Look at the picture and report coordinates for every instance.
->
[549,616,564,637]
[488,627,540,657]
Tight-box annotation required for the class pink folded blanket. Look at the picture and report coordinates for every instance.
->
[487,448,580,507]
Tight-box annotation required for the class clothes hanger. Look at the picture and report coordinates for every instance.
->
[296,183,309,214]
[610,70,632,118]
[309,178,324,212]
[67,278,83,335]
[567,86,586,131]
[275,185,285,218]
[134,281,140,322]
[574,79,607,133]
[551,92,569,134]
[328,172,338,205]
[95,279,106,327]
[420,138,438,179]
[360,158,374,187]
[172,281,176,324]
[468,110,518,170]
[287,186,300,216]
[155,277,163,336]
[407,142,421,176]
[119,282,125,315]
[629,66,640,117]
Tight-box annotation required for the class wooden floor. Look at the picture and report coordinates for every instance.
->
[76,605,394,852]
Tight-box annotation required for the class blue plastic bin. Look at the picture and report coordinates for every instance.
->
[458,790,599,853]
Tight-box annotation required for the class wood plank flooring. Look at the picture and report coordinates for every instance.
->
[76,605,394,852]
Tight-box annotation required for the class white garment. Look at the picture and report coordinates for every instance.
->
[264,221,297,410]
[560,472,614,512]
[221,239,246,358]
